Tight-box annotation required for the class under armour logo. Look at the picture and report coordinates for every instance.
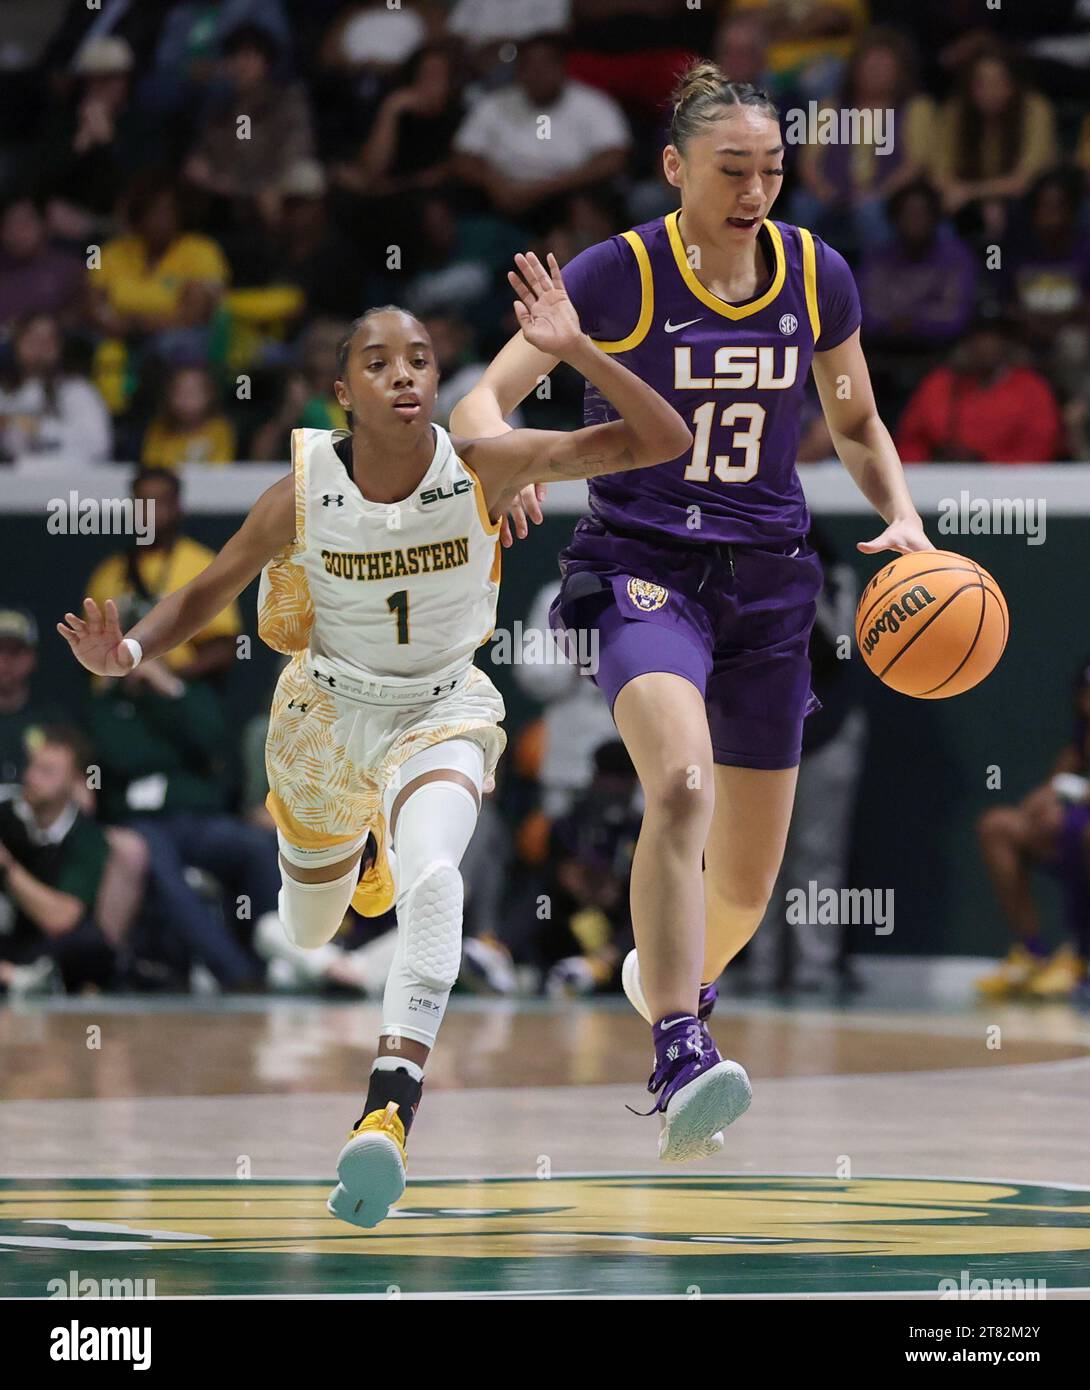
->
[287,698,308,712]
[312,671,336,687]
[322,494,344,507]
[431,679,458,696]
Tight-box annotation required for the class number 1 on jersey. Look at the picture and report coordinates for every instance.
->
[387,589,410,644]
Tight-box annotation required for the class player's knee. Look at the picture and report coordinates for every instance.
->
[707,874,775,922]
[401,860,463,991]
[644,764,714,832]
[278,902,334,951]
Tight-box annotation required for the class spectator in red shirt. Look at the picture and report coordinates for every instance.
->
[896,314,1063,463]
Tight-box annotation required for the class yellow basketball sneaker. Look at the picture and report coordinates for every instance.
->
[350,827,395,918]
[1025,944,1084,1000]
[974,944,1043,999]
[328,1101,407,1228]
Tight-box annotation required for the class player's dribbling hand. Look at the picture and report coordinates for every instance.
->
[57,598,137,677]
[508,251,582,357]
[500,481,547,548]
[857,516,934,556]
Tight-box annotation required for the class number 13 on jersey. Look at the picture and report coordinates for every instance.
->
[683,401,766,483]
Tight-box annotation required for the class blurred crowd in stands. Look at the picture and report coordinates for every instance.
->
[2,1,1089,1000]
[2,0,1090,465]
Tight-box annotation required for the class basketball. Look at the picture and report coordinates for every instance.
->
[855,550,1009,698]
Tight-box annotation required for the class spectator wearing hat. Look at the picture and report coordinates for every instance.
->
[452,32,631,232]
[896,313,1063,464]
[30,36,150,241]
[232,160,365,319]
[0,727,115,995]
[0,609,71,796]
[0,196,85,327]
[39,0,168,80]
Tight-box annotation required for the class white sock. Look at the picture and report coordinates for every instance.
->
[372,1055,424,1083]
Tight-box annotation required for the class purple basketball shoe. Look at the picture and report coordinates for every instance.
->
[634,1015,752,1162]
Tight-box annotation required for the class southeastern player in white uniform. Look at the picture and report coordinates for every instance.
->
[58,253,693,1229]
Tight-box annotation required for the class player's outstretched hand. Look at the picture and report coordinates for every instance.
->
[508,251,582,358]
[57,598,137,677]
[500,481,547,549]
[857,516,934,555]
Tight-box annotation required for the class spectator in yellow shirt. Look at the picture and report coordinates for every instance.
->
[933,41,1059,241]
[141,365,236,469]
[88,170,229,345]
[85,469,241,680]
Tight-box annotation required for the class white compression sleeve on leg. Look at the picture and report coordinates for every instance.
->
[277,862,357,950]
[381,741,483,1048]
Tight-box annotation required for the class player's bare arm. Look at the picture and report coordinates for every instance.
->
[450,325,557,546]
[458,252,692,518]
[58,475,296,677]
[812,330,933,556]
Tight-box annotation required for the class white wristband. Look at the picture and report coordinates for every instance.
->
[121,637,143,669]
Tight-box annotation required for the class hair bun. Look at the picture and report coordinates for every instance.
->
[671,59,729,113]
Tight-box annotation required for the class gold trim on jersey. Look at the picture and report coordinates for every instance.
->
[257,431,315,655]
[460,460,502,537]
[591,230,654,354]
[666,210,786,321]
[798,226,822,344]
[292,428,306,550]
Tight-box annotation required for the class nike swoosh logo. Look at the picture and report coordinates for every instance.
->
[664,317,703,334]
[658,1016,692,1030]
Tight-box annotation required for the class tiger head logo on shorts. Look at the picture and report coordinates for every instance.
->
[626,577,669,612]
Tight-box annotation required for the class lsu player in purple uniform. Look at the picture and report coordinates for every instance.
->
[454,61,933,1160]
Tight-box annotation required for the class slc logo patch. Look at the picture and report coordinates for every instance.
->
[626,577,669,612]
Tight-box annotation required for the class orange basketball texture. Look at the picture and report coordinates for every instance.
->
[854,550,1009,698]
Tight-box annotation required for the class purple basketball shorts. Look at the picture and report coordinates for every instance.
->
[548,516,824,770]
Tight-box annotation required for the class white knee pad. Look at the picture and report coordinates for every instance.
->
[400,860,463,991]
[277,862,357,950]
[383,738,484,834]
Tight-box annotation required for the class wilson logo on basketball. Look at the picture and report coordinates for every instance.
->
[854,549,1009,699]
[860,585,936,656]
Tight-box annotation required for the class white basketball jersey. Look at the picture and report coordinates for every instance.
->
[258,426,501,680]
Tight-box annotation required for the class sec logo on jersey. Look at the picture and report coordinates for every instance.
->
[626,577,669,612]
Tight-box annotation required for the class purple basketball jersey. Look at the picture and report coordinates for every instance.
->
[561,212,862,545]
